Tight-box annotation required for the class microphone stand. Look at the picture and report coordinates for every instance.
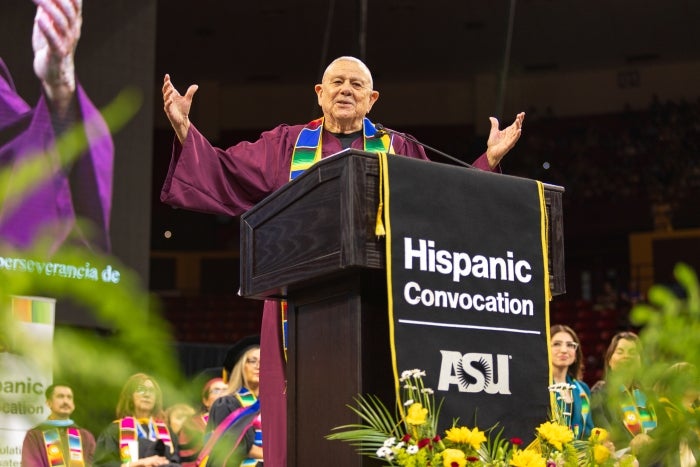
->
[375,124,474,169]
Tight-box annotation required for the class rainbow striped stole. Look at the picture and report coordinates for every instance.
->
[579,389,591,424]
[234,387,257,408]
[281,301,288,362]
[118,417,137,463]
[118,416,174,462]
[196,398,262,467]
[620,387,657,436]
[42,427,85,466]
[575,379,591,439]
[234,388,262,466]
[289,117,391,180]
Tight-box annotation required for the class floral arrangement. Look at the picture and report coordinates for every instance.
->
[327,369,637,467]
[575,428,637,467]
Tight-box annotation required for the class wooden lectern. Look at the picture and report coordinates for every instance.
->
[240,149,565,466]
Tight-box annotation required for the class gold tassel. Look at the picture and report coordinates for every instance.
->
[375,152,386,238]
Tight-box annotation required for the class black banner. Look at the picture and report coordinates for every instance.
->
[381,155,551,442]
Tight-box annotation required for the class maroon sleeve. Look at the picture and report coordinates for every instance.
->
[471,152,501,172]
[21,429,47,467]
[160,124,302,217]
[81,427,97,466]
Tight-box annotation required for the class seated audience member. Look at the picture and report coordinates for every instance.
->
[94,373,181,466]
[178,377,227,466]
[21,382,96,466]
[198,336,262,466]
[549,324,595,439]
[591,332,657,458]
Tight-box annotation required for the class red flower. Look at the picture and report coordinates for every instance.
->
[433,435,442,443]
[402,434,412,443]
[510,437,523,446]
[417,437,432,449]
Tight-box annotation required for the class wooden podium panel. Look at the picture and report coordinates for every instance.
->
[241,150,391,466]
[239,150,565,466]
[241,150,565,300]
[286,272,392,467]
[240,149,384,300]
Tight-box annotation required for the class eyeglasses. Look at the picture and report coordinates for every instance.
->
[245,358,260,367]
[551,341,578,351]
[135,385,156,396]
[209,387,226,395]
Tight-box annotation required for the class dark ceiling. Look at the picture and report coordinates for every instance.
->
[156,0,700,86]
[150,0,700,253]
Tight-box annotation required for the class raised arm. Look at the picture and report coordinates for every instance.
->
[32,0,82,118]
[162,73,199,143]
[485,111,525,169]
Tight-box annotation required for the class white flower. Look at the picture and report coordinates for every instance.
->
[395,441,405,449]
[376,446,392,458]
[383,437,396,447]
[404,399,415,406]
[400,370,413,381]
[421,388,434,395]
[407,445,419,454]
[548,382,575,392]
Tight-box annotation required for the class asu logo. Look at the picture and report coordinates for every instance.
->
[437,350,512,394]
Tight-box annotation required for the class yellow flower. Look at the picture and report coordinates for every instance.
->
[442,448,467,467]
[589,427,609,444]
[509,448,547,467]
[445,426,487,450]
[536,421,574,451]
[405,402,428,425]
[593,444,612,464]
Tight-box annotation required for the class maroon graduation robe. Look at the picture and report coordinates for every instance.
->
[21,423,96,467]
[0,58,114,254]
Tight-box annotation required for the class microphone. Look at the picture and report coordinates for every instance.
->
[374,124,474,169]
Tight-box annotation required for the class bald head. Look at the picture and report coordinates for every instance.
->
[322,56,374,89]
[315,56,380,133]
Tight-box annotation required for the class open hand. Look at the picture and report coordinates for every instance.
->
[162,74,199,143]
[32,0,82,102]
[485,111,525,169]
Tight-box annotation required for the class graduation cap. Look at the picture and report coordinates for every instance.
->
[222,335,260,383]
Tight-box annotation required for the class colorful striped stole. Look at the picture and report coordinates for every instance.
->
[620,387,657,436]
[289,117,391,181]
[42,427,85,466]
[119,416,174,463]
[573,379,591,439]
[118,417,137,463]
[196,398,262,467]
[234,388,263,466]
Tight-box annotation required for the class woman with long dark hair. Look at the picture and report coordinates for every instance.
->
[94,373,180,466]
[550,324,594,439]
[591,331,657,457]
